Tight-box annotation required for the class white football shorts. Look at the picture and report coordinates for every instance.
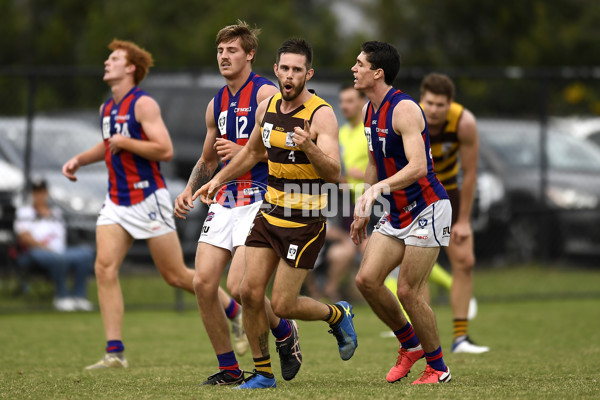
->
[198,201,263,253]
[97,188,176,240]
[374,199,452,247]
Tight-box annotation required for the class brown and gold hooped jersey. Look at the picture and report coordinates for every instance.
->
[427,102,464,191]
[259,92,331,227]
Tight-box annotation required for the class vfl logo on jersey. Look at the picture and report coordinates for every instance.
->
[365,127,373,151]
[262,122,273,148]
[102,116,111,139]
[287,244,298,260]
[148,212,157,221]
[418,218,428,227]
[218,111,228,136]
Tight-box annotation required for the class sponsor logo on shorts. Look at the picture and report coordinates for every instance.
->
[148,211,157,221]
[415,228,429,240]
[287,244,298,260]
[201,226,210,235]
[418,218,428,227]
[205,211,215,222]
[149,220,161,231]
[375,216,386,229]
[443,226,451,236]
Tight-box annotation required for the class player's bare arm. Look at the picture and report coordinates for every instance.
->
[62,104,109,181]
[355,100,427,220]
[360,103,377,188]
[292,105,341,183]
[62,141,105,182]
[454,108,479,241]
[385,100,428,190]
[174,99,221,219]
[107,96,173,161]
[350,150,376,245]
[194,97,270,204]
[350,105,377,244]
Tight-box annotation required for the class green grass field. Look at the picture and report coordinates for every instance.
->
[1,264,600,399]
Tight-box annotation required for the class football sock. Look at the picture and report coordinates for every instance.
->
[424,347,447,372]
[106,340,124,353]
[325,304,343,326]
[225,298,239,319]
[394,322,420,349]
[253,356,274,378]
[216,351,242,377]
[453,318,468,342]
[271,318,292,340]
[428,262,453,291]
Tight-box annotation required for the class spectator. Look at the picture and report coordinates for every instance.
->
[14,178,94,311]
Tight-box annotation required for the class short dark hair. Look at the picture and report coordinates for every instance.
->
[31,178,47,191]
[277,38,313,70]
[420,73,455,100]
[360,41,400,85]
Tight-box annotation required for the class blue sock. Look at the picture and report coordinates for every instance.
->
[106,340,124,353]
[394,322,420,349]
[216,351,241,377]
[271,318,291,340]
[424,346,447,372]
[225,298,239,319]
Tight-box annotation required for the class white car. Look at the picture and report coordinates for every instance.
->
[0,116,203,260]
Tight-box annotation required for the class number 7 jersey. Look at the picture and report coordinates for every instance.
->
[365,88,448,229]
[213,71,275,208]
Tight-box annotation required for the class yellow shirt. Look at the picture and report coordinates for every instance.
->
[339,121,368,199]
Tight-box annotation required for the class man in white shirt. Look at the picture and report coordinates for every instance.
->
[14,178,94,311]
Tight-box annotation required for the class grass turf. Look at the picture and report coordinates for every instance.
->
[1,264,600,399]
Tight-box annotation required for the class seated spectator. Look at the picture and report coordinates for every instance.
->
[14,178,94,311]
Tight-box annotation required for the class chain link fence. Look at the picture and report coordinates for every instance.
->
[1,66,599,310]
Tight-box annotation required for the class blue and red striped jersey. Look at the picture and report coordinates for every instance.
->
[364,88,448,229]
[212,72,275,208]
[100,87,166,206]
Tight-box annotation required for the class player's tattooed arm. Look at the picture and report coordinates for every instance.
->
[188,160,213,194]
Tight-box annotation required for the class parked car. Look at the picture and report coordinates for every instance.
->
[475,119,600,263]
[0,156,23,256]
[551,116,600,147]
[0,117,205,261]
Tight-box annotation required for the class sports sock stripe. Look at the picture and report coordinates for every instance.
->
[453,319,468,341]
[326,304,342,325]
[253,355,273,376]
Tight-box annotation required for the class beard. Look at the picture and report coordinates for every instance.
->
[278,79,306,101]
